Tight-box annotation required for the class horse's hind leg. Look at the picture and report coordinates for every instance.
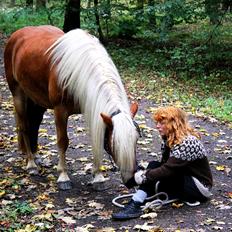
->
[27,98,46,155]
[54,106,72,190]
[13,88,45,174]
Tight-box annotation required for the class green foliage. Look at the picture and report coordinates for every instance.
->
[0,2,231,122]
[112,15,139,38]
[108,24,232,122]
[0,4,64,35]
[0,200,34,231]
[201,97,232,122]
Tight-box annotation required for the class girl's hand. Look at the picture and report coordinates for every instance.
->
[134,170,147,185]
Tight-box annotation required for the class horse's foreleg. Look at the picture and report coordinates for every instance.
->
[92,152,106,183]
[54,107,71,190]
[13,93,39,174]
[91,150,110,191]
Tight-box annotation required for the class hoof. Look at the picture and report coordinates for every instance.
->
[92,181,110,191]
[57,181,72,190]
[28,168,39,175]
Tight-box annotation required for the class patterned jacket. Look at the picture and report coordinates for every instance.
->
[146,135,213,189]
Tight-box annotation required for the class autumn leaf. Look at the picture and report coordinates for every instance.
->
[211,132,220,137]
[215,165,225,171]
[15,224,37,232]
[133,222,161,231]
[99,165,108,171]
[172,202,184,208]
[140,212,158,219]
[32,212,54,221]
[204,218,215,225]
[88,200,104,209]
[45,203,55,209]
[36,193,50,201]
[59,216,76,224]
[96,227,115,232]
[227,192,232,198]
[0,190,6,198]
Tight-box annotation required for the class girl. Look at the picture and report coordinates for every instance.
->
[112,106,213,220]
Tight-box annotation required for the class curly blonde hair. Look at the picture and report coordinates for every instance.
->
[153,106,200,147]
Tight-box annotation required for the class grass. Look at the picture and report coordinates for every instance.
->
[107,23,232,123]
[0,177,35,231]
[0,6,231,123]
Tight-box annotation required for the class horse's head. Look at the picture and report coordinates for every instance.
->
[101,102,140,184]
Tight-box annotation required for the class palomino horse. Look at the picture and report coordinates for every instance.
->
[4,25,140,190]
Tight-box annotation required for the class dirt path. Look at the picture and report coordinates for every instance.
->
[0,37,231,232]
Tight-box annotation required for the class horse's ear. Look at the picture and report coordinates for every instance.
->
[130,102,138,118]
[100,113,113,129]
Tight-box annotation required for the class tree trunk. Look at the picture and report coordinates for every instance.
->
[148,0,156,27]
[137,0,144,11]
[10,0,16,6]
[94,0,105,44]
[205,0,221,24]
[87,0,92,8]
[36,0,46,8]
[222,0,232,12]
[63,0,81,32]
[26,0,33,7]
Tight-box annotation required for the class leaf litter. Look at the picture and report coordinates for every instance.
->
[0,42,232,231]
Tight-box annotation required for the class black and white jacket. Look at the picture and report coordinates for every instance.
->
[146,135,213,197]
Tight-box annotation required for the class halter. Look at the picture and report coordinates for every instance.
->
[104,109,141,156]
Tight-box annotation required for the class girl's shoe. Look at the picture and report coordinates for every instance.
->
[112,200,143,220]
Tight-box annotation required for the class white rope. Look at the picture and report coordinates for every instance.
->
[112,192,178,211]
[142,192,178,211]
[112,182,178,211]
[112,193,134,208]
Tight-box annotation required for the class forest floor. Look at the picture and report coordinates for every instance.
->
[0,35,232,232]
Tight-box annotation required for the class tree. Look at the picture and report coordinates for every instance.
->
[94,0,104,43]
[63,0,81,32]
[26,0,33,7]
[10,0,16,6]
[36,0,46,9]
[148,0,157,28]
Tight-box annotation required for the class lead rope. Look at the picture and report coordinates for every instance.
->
[112,182,178,211]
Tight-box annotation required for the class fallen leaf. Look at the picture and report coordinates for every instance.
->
[96,227,115,232]
[172,202,184,208]
[15,224,37,232]
[227,192,232,198]
[204,218,215,225]
[224,167,231,176]
[60,216,76,224]
[133,222,158,231]
[216,221,225,225]
[215,165,225,171]
[88,201,104,209]
[216,204,231,210]
[45,203,55,209]
[212,226,224,230]
[0,190,6,198]
[32,212,54,221]
[140,212,158,219]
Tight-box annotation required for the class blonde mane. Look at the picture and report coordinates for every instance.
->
[49,29,138,181]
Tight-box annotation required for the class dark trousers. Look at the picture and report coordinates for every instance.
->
[139,161,208,202]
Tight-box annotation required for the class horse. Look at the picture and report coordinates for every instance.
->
[4,25,140,190]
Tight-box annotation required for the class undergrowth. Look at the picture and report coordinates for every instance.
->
[0,7,231,123]
[108,34,232,123]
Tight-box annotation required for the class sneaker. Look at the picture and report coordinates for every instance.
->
[112,199,143,220]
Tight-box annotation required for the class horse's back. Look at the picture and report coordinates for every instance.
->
[4,25,64,107]
[4,25,64,77]
[5,25,63,59]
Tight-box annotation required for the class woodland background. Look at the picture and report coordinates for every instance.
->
[0,0,232,123]
[0,1,232,231]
